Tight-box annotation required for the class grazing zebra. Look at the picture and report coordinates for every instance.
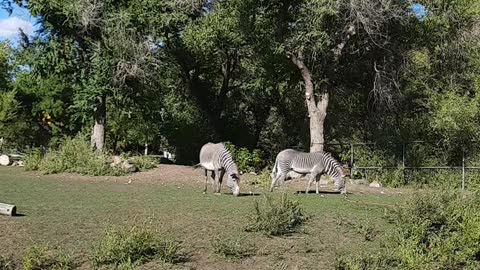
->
[194,142,240,196]
[270,149,346,194]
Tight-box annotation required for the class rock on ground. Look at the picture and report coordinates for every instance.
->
[369,181,383,188]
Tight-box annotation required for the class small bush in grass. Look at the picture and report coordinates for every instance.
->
[335,190,480,269]
[212,234,257,260]
[246,193,307,236]
[24,149,42,171]
[130,156,158,171]
[22,246,73,270]
[92,226,182,268]
[38,136,123,176]
[252,168,273,189]
[0,255,14,270]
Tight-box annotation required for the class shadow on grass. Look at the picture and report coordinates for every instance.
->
[235,192,261,197]
[172,251,192,264]
[295,190,351,195]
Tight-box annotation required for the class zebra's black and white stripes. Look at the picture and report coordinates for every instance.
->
[195,142,240,196]
[270,149,346,194]
[218,147,239,177]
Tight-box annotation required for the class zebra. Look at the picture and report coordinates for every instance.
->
[194,142,240,196]
[270,149,346,194]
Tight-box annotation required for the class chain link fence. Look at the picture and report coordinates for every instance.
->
[323,141,480,190]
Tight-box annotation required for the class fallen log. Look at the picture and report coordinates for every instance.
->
[0,203,16,216]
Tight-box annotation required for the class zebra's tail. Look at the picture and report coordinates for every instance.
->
[270,159,278,179]
[192,163,203,170]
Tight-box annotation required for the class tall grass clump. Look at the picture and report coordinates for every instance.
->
[24,149,42,171]
[38,136,122,176]
[91,226,182,268]
[22,246,73,270]
[212,234,257,260]
[246,193,307,236]
[336,190,480,269]
[0,255,14,270]
[130,156,158,171]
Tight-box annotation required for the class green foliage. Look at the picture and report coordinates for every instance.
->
[246,193,307,236]
[130,156,158,171]
[336,190,480,269]
[212,234,257,260]
[430,92,480,143]
[22,246,73,270]
[0,90,30,149]
[24,149,42,171]
[38,136,122,176]
[92,226,182,268]
[225,142,266,173]
[250,168,273,189]
[0,0,479,185]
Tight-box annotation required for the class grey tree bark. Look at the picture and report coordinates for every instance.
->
[289,51,328,153]
[91,95,106,152]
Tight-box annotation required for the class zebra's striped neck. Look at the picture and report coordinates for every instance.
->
[322,152,343,178]
[220,149,239,175]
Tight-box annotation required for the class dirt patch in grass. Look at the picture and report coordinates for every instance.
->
[36,164,411,196]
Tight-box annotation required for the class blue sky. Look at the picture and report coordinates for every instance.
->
[411,3,427,20]
[0,2,39,44]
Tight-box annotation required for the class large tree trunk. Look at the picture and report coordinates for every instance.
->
[91,95,106,152]
[289,52,328,152]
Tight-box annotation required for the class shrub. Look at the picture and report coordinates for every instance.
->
[224,142,266,173]
[24,149,42,171]
[92,226,182,268]
[212,234,256,260]
[251,168,273,189]
[130,156,158,171]
[38,136,123,176]
[0,255,14,270]
[246,193,307,236]
[22,246,73,270]
[336,190,480,269]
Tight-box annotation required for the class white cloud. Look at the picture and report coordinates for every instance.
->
[0,17,34,38]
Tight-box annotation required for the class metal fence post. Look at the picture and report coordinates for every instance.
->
[462,147,465,190]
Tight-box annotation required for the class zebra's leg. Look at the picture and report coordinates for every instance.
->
[279,175,287,191]
[210,170,216,193]
[214,169,221,195]
[269,170,281,192]
[203,169,208,194]
[217,169,225,194]
[306,174,314,194]
[315,174,322,194]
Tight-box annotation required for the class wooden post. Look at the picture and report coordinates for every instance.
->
[0,203,16,216]
[350,143,354,177]
[462,148,465,191]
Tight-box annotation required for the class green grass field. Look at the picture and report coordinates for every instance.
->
[0,166,405,269]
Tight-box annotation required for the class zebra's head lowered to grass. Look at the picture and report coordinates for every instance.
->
[226,172,240,196]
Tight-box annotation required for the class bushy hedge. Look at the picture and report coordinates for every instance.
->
[39,137,123,176]
[336,190,480,269]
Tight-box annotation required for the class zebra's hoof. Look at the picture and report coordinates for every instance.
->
[202,191,206,195]
[214,193,222,196]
